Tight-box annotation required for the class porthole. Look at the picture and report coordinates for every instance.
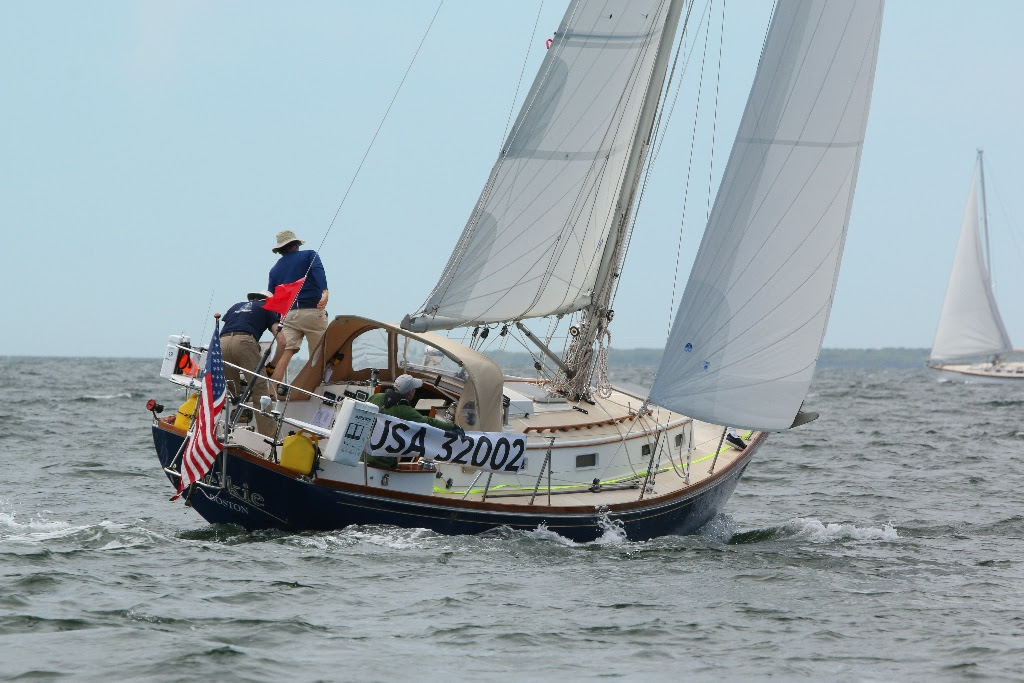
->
[575,453,597,469]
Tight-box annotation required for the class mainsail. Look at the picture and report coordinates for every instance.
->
[648,0,884,431]
[929,152,1013,363]
[404,0,676,333]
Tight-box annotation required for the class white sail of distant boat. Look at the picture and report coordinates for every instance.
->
[931,151,1012,361]
[929,151,1022,382]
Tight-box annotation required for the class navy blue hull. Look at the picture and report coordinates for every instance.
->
[153,425,757,542]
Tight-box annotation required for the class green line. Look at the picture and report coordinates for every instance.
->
[431,431,754,494]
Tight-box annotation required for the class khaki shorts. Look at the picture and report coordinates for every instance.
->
[221,333,276,436]
[282,307,329,353]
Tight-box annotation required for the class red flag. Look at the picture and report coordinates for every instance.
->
[263,277,306,315]
[171,327,227,501]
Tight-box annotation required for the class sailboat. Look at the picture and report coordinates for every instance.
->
[150,0,884,541]
[929,151,1023,382]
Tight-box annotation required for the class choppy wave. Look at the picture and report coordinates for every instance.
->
[75,392,135,402]
[0,508,175,551]
[2,359,1023,680]
[0,511,76,539]
[729,517,899,545]
[520,514,629,547]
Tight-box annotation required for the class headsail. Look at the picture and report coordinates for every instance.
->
[404,0,677,333]
[648,0,884,431]
[929,153,1012,363]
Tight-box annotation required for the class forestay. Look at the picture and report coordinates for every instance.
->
[929,156,1013,362]
[649,0,884,431]
[404,0,674,332]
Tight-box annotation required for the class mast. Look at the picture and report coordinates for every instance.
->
[558,0,687,398]
[978,148,1005,362]
[978,149,992,280]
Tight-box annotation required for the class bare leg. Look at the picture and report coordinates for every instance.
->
[272,348,297,385]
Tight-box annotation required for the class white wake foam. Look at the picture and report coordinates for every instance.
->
[523,523,579,546]
[0,510,81,542]
[287,526,439,551]
[522,514,628,547]
[592,513,628,545]
[785,517,899,542]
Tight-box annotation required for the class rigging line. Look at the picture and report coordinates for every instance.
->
[584,390,637,482]
[574,1,673,313]
[509,329,550,378]
[612,0,708,307]
[661,0,712,339]
[676,9,809,313]
[705,0,726,224]
[198,289,215,345]
[501,1,546,146]
[535,316,559,376]
[684,0,860,313]
[985,166,1024,266]
[682,4,870,342]
[682,3,849,313]
[610,5,703,317]
[314,0,444,257]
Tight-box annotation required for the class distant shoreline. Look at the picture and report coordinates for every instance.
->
[1,348,932,370]
[488,347,931,370]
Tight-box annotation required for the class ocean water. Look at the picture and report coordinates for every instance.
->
[1,357,1021,680]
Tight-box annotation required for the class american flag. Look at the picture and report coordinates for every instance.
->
[172,326,227,500]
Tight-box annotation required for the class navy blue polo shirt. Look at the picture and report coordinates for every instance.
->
[268,250,328,308]
[221,301,281,340]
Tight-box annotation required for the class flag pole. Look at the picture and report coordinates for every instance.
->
[228,323,282,431]
[172,314,227,503]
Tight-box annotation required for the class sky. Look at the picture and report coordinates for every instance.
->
[2,1,1022,358]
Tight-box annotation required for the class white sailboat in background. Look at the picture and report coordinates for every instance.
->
[929,151,1023,382]
[152,0,885,540]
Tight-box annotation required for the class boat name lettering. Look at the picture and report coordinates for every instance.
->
[368,417,526,473]
[210,495,249,515]
[197,473,265,508]
[225,475,265,508]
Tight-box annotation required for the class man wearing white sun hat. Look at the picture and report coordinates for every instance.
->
[266,229,329,385]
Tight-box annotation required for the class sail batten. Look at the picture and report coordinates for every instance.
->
[929,153,1013,363]
[648,0,884,432]
[404,0,676,333]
